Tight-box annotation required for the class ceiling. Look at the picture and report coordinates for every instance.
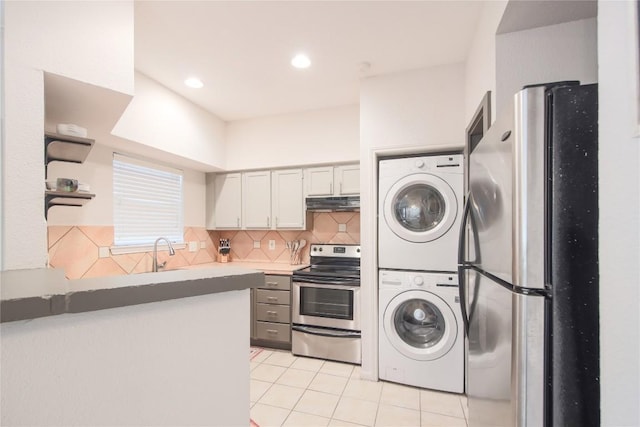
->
[134,1,485,122]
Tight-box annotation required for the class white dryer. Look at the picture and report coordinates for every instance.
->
[379,269,464,393]
[378,154,463,272]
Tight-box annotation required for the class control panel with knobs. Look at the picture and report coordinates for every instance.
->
[415,159,425,168]
[309,244,361,258]
[413,276,425,286]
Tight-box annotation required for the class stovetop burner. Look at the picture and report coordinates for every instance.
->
[293,243,361,280]
[295,265,360,279]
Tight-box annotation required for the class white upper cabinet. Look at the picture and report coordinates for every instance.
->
[214,173,242,229]
[272,169,304,228]
[243,171,271,229]
[207,164,357,230]
[306,166,334,196]
[306,164,360,197]
[334,164,360,195]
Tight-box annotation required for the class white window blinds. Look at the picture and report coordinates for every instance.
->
[113,154,184,246]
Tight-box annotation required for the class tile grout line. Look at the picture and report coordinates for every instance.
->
[280,356,324,426]
[254,351,466,427]
[255,351,329,426]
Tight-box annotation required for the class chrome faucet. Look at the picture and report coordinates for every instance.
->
[152,237,176,272]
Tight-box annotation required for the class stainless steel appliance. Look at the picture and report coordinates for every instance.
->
[292,244,361,364]
[305,196,360,212]
[459,82,599,426]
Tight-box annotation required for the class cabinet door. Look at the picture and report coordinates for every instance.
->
[214,173,242,228]
[306,167,334,196]
[335,164,360,195]
[243,171,271,228]
[272,169,304,229]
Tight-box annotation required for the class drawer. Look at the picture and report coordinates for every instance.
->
[256,289,290,305]
[263,275,291,291]
[256,303,290,323]
[256,322,291,343]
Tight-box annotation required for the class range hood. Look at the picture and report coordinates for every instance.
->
[305,196,360,212]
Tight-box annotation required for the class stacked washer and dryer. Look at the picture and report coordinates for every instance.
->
[378,154,464,393]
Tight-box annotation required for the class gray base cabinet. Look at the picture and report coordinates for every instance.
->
[250,274,291,350]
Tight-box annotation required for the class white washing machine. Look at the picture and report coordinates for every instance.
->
[378,154,463,272]
[379,269,464,393]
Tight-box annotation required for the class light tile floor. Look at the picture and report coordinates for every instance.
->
[250,349,468,427]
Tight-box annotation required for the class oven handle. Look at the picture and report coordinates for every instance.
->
[293,283,361,293]
[292,325,361,338]
[292,277,360,287]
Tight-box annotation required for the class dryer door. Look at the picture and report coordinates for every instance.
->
[384,290,458,361]
[383,174,458,243]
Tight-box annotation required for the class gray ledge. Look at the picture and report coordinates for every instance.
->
[1,267,263,323]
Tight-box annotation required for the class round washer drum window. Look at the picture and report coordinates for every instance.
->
[394,185,446,233]
[394,298,446,349]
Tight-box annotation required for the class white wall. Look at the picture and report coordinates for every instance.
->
[495,18,598,114]
[360,63,466,150]
[225,105,359,171]
[0,1,4,271]
[45,70,220,228]
[6,1,134,95]
[1,290,250,426]
[464,0,508,125]
[112,72,226,172]
[597,1,640,425]
[47,144,206,228]
[2,1,134,270]
[358,62,466,380]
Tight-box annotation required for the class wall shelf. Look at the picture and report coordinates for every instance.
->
[45,191,96,217]
[44,132,96,219]
[45,132,94,170]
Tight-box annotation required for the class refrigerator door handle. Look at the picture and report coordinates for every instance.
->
[457,192,473,335]
[458,265,470,335]
[457,191,473,266]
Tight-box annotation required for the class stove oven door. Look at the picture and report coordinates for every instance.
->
[292,278,360,331]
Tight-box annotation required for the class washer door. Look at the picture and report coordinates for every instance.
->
[383,173,458,243]
[384,290,458,361]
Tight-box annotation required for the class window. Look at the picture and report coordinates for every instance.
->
[113,153,184,247]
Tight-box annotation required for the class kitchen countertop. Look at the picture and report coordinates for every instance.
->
[0,266,264,323]
[181,261,308,275]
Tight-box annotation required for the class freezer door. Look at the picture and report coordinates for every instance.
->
[467,104,514,284]
[512,86,547,291]
[467,268,546,427]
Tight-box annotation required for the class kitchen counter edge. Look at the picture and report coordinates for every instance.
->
[181,261,309,275]
[0,266,264,323]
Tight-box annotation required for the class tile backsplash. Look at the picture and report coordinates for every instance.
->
[47,212,360,279]
[48,226,218,279]
[214,212,360,264]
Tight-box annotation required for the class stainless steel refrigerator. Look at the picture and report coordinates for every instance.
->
[458,82,599,426]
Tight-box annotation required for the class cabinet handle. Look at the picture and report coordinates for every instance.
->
[340,182,343,194]
[267,311,277,315]
[237,217,240,227]
[276,217,278,227]
[267,329,278,334]
[267,297,278,302]
[266,281,279,286]
[329,183,333,194]
[267,216,270,227]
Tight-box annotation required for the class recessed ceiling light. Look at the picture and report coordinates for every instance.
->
[184,77,204,88]
[291,54,311,69]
